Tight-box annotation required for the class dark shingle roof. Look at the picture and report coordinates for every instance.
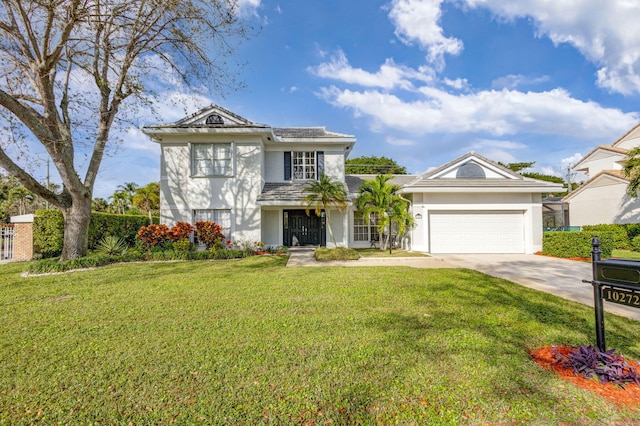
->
[257,182,311,202]
[273,127,353,138]
[345,174,417,193]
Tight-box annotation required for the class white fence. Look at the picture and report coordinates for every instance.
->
[0,224,14,261]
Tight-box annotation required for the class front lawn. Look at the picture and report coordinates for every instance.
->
[1,257,640,424]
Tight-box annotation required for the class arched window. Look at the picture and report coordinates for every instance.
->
[456,162,486,178]
[205,114,224,125]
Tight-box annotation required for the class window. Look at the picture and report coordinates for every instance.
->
[194,209,232,239]
[292,151,316,180]
[354,212,379,242]
[192,143,232,176]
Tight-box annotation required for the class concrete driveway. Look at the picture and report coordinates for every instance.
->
[438,254,640,321]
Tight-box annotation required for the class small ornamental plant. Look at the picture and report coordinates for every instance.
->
[553,345,640,387]
[170,222,194,242]
[137,224,171,251]
[195,221,225,249]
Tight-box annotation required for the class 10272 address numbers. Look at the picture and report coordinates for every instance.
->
[603,287,640,308]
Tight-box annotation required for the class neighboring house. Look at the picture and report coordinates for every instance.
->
[564,123,640,226]
[143,105,562,254]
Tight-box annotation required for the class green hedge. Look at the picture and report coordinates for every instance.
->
[581,224,630,250]
[33,210,158,257]
[542,231,614,259]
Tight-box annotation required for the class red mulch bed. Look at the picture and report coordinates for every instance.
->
[534,252,590,262]
[531,346,640,408]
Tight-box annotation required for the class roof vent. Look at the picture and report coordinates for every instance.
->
[456,162,486,178]
[205,114,224,125]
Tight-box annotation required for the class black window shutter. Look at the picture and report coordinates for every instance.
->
[317,151,324,179]
[284,151,291,180]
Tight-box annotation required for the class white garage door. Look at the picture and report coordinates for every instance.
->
[429,211,525,253]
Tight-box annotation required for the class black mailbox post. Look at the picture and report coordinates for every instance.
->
[585,237,640,351]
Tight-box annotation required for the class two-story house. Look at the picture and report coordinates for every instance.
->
[142,105,356,248]
[563,123,640,225]
[143,105,562,253]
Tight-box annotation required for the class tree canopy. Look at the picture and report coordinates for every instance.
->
[345,156,407,175]
[0,0,251,259]
[624,146,640,197]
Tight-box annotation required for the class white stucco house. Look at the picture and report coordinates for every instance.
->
[563,123,640,226]
[143,105,562,254]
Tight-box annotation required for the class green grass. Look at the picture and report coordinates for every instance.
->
[315,247,360,261]
[2,257,640,424]
[612,249,640,260]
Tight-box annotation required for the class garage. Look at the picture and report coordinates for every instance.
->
[429,211,525,253]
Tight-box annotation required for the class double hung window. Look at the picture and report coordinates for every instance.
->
[353,212,379,242]
[194,209,232,239]
[292,151,316,180]
[192,143,232,176]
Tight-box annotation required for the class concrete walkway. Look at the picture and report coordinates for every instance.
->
[286,249,640,321]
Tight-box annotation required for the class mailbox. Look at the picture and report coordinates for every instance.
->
[595,259,640,287]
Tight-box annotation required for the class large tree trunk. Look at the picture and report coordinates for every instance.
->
[60,195,92,260]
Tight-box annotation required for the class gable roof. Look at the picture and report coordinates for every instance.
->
[143,104,355,147]
[612,122,640,148]
[562,170,629,201]
[400,152,563,193]
[571,145,629,172]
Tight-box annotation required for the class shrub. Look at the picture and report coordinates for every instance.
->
[28,254,114,274]
[95,236,129,256]
[195,221,225,249]
[170,222,194,242]
[315,247,360,261]
[582,224,630,250]
[33,210,65,258]
[33,210,157,257]
[553,345,640,387]
[172,238,193,252]
[542,231,614,258]
[631,235,640,252]
[137,224,171,251]
[626,223,640,242]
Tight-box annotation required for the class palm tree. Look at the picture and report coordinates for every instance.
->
[356,175,413,250]
[133,182,160,224]
[302,174,349,247]
[109,190,128,214]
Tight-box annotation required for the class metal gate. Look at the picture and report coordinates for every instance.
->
[0,224,14,261]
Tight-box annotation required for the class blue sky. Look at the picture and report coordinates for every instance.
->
[91,0,640,198]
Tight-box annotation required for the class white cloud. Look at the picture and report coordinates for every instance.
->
[308,50,435,90]
[443,77,469,90]
[386,136,416,146]
[561,152,585,169]
[318,85,638,139]
[491,74,551,90]
[237,0,261,18]
[387,0,463,67]
[461,0,640,94]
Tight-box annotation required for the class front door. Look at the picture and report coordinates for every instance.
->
[283,210,326,246]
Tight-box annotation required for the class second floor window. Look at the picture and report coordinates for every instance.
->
[192,143,232,176]
[292,151,316,180]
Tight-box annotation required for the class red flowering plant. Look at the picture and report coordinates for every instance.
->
[195,221,225,250]
[170,222,194,242]
[137,224,171,251]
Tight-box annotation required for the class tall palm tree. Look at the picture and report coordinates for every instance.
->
[133,182,160,224]
[356,175,413,250]
[302,174,349,247]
